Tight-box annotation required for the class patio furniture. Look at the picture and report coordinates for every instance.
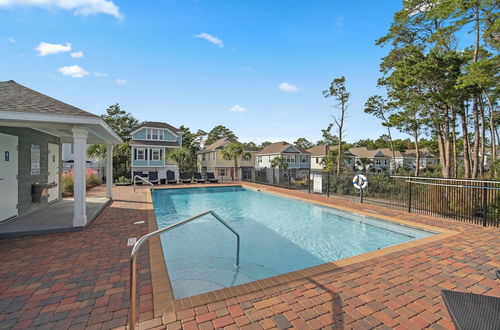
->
[179,172,192,183]
[206,172,219,183]
[166,171,177,184]
[194,173,206,183]
[148,171,159,184]
[441,290,500,330]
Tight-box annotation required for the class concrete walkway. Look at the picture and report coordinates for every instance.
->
[0,197,109,238]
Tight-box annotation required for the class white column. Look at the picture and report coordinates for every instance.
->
[106,144,113,199]
[72,126,88,227]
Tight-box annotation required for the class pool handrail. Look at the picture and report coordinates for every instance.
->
[129,210,240,329]
[133,175,154,193]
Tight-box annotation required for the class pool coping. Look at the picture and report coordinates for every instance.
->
[143,183,459,319]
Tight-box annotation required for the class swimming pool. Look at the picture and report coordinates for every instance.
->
[153,186,434,299]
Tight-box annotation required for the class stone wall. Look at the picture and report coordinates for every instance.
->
[0,127,60,215]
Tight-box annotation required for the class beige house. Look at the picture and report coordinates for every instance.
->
[307,145,355,171]
[255,141,311,169]
[197,138,256,181]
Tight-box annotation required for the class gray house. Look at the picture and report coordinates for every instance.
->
[0,80,121,231]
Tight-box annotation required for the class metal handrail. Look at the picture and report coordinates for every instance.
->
[129,210,240,329]
[133,175,155,193]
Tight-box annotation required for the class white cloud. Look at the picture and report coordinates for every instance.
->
[278,82,301,93]
[0,0,122,19]
[5,37,15,43]
[94,72,108,77]
[35,42,71,56]
[70,51,84,58]
[195,32,224,48]
[116,78,127,85]
[58,65,89,78]
[229,104,246,113]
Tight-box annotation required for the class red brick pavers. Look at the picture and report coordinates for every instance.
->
[0,183,498,329]
[160,183,499,330]
[0,186,159,329]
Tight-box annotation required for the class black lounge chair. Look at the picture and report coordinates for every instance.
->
[441,290,500,330]
[148,171,159,184]
[179,172,192,183]
[194,173,206,183]
[166,171,177,184]
[206,172,219,183]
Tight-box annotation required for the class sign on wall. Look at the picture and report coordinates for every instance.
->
[31,144,40,175]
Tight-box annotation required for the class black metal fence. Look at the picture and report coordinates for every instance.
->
[243,168,500,227]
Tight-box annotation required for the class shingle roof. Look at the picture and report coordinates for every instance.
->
[256,141,311,155]
[198,138,254,153]
[132,121,181,133]
[0,80,98,117]
[404,148,437,159]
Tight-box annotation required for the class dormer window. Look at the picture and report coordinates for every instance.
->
[147,129,163,140]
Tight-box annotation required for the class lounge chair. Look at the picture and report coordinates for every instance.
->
[206,172,219,183]
[194,173,206,183]
[148,171,159,184]
[166,171,177,184]
[441,290,500,330]
[179,172,192,183]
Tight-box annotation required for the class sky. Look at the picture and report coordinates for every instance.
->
[0,0,409,144]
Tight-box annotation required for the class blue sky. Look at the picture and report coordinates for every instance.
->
[0,0,407,144]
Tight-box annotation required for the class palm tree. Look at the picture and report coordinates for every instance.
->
[271,155,288,185]
[220,142,250,181]
[169,147,192,173]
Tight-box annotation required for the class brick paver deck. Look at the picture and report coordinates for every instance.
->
[0,183,498,329]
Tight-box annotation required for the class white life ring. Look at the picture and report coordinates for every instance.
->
[353,174,368,190]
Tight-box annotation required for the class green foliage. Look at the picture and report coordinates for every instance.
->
[293,138,313,150]
[258,141,272,149]
[242,142,259,151]
[205,125,238,146]
[220,142,249,180]
[168,147,193,173]
[179,125,206,173]
[117,176,131,183]
[86,104,139,180]
[270,156,288,170]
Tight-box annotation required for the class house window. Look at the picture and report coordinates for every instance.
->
[301,155,307,163]
[384,159,388,165]
[257,156,262,163]
[70,143,74,153]
[152,149,161,161]
[315,157,319,164]
[285,155,295,163]
[219,168,226,177]
[147,129,162,140]
[213,152,216,160]
[375,158,382,165]
[243,154,251,161]
[347,158,352,164]
[202,153,206,161]
[136,148,145,161]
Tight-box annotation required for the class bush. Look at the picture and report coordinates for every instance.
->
[61,168,102,196]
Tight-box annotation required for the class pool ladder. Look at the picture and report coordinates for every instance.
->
[133,175,155,193]
[129,210,240,329]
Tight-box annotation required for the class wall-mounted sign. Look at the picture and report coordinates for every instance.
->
[4,151,9,161]
[31,144,40,175]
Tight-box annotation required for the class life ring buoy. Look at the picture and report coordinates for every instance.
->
[353,174,368,190]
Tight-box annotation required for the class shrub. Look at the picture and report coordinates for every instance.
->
[61,168,102,196]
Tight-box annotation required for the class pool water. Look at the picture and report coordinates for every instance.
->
[153,186,434,299]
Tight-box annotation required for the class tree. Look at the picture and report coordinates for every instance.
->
[87,104,139,180]
[270,156,288,170]
[364,95,397,172]
[258,141,272,149]
[294,138,313,150]
[323,76,350,174]
[356,158,373,173]
[179,125,206,173]
[220,142,249,181]
[168,147,193,173]
[242,142,259,151]
[205,125,238,146]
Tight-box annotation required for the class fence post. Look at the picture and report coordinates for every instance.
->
[482,185,488,227]
[408,178,412,213]
[287,169,291,189]
[308,169,311,194]
[360,187,364,203]
[327,171,330,197]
